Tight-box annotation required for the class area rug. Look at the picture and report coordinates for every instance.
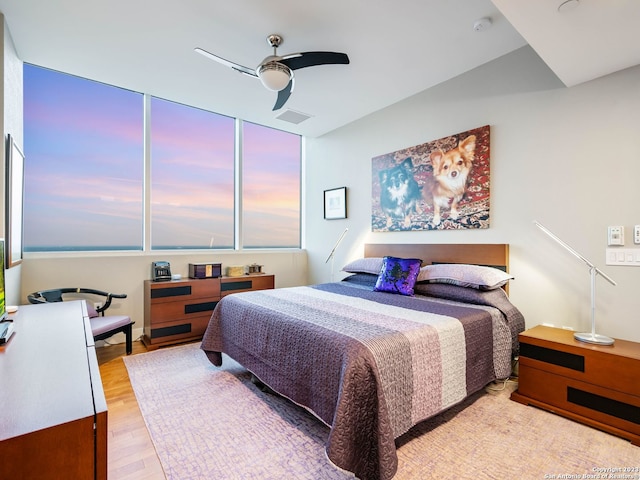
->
[124,343,640,480]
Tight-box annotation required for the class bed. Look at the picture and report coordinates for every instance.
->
[200,244,525,480]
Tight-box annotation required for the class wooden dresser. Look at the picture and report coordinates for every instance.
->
[511,325,640,445]
[0,301,107,479]
[143,274,275,349]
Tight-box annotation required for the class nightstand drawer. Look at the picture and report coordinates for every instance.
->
[518,365,640,436]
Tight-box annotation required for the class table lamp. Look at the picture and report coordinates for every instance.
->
[534,221,616,345]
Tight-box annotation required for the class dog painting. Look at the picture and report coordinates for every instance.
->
[429,134,476,226]
[372,125,490,231]
[379,157,423,228]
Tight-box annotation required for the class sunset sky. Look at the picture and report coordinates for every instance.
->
[23,64,300,250]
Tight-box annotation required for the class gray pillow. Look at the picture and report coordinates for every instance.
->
[417,263,513,290]
[342,257,384,275]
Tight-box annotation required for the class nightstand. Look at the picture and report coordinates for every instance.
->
[511,325,640,445]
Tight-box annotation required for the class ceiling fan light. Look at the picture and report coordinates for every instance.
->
[258,62,292,91]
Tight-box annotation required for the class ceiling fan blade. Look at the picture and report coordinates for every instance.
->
[280,52,349,71]
[272,78,294,111]
[194,47,258,78]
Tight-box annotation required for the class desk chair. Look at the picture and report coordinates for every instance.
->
[27,288,134,355]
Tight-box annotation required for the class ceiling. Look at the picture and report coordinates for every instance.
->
[0,0,638,138]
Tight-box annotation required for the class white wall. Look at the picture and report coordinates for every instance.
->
[305,46,640,343]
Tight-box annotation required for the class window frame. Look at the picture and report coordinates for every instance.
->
[22,64,303,256]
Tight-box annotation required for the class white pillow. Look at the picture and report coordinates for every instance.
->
[417,263,513,290]
[342,257,384,275]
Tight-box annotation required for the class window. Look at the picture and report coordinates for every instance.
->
[23,64,144,251]
[150,97,235,249]
[242,122,301,248]
[23,64,301,252]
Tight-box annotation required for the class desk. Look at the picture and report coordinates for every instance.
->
[0,301,107,479]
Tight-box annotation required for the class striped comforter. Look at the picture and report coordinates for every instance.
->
[201,279,524,480]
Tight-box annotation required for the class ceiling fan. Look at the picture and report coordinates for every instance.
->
[195,34,350,111]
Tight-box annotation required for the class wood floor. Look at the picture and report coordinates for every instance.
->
[97,340,166,480]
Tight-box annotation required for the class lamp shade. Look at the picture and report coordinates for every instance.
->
[258,62,292,91]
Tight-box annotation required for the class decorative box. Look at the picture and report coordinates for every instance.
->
[226,265,245,277]
[188,263,222,279]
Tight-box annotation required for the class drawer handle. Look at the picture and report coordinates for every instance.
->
[184,301,218,314]
[520,343,585,372]
[151,323,191,338]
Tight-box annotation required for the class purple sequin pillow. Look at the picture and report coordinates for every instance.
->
[374,256,422,296]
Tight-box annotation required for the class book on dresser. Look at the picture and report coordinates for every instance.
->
[511,325,640,446]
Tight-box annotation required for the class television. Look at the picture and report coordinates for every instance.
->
[0,238,6,322]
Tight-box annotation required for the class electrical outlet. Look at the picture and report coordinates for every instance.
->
[635,225,640,244]
[608,226,625,246]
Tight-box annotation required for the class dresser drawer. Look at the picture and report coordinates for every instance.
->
[146,314,212,342]
[221,274,274,297]
[149,299,218,323]
[149,278,220,303]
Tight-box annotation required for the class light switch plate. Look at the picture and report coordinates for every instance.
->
[606,248,640,266]
[635,225,640,244]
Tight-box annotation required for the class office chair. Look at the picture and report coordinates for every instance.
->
[27,288,134,354]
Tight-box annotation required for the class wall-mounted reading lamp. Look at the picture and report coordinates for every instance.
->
[325,228,348,282]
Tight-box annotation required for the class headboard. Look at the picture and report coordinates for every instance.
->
[364,243,509,272]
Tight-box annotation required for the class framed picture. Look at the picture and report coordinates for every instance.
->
[324,187,347,220]
[371,125,490,231]
[6,134,24,267]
